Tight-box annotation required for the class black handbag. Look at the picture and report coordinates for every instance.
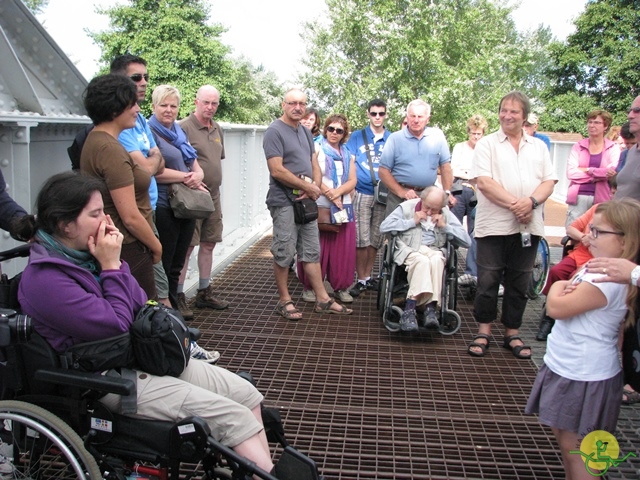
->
[292,198,319,225]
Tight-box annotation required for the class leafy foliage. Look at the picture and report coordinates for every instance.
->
[543,0,640,130]
[90,0,283,123]
[21,0,49,14]
[300,0,553,143]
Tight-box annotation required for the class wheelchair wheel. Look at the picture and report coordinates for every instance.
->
[0,400,101,479]
[438,310,461,336]
[383,306,403,333]
[527,237,550,299]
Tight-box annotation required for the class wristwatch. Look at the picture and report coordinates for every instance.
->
[631,266,640,286]
[530,196,539,209]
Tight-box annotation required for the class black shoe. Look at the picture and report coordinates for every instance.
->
[536,316,555,341]
[349,282,368,297]
[400,309,419,332]
[366,278,379,291]
[423,308,439,329]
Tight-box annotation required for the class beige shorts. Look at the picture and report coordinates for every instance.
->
[191,191,223,246]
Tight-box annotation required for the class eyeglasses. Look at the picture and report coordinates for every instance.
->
[284,101,307,108]
[589,224,624,239]
[629,107,640,115]
[369,111,386,117]
[326,126,345,135]
[129,73,149,82]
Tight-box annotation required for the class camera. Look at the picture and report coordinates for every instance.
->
[0,309,32,347]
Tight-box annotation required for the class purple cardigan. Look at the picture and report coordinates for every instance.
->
[566,138,620,205]
[18,243,148,353]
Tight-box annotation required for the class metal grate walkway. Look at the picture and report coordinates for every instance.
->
[188,236,640,480]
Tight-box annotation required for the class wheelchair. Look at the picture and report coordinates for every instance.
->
[376,233,462,335]
[526,236,551,299]
[0,245,321,480]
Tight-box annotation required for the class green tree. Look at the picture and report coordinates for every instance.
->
[301,0,553,143]
[90,0,282,123]
[544,0,640,129]
[21,0,49,14]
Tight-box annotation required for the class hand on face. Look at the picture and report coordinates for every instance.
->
[88,215,122,270]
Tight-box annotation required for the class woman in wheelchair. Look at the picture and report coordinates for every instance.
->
[13,172,276,476]
[379,186,470,332]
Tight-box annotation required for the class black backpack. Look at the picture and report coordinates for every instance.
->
[130,301,195,377]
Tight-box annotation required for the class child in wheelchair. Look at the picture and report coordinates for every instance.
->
[379,186,470,332]
[8,172,319,479]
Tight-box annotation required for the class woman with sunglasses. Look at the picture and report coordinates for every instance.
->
[297,114,356,311]
[80,74,162,299]
[526,198,640,479]
[565,109,620,227]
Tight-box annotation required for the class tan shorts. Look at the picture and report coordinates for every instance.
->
[191,191,223,246]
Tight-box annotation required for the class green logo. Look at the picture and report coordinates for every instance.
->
[570,430,637,476]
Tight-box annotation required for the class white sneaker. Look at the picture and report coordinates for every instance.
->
[336,290,354,303]
[302,289,316,303]
[190,342,221,364]
[458,274,477,286]
[498,285,505,297]
[0,454,14,474]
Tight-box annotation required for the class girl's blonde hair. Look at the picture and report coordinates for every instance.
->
[595,199,640,327]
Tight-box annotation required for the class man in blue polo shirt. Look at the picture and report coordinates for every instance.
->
[379,99,454,216]
[345,99,391,297]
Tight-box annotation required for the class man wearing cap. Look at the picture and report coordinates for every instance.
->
[523,113,551,151]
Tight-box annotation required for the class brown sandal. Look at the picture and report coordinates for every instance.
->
[314,300,353,315]
[275,300,302,321]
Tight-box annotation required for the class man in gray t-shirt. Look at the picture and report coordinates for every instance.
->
[263,88,353,320]
[616,95,640,202]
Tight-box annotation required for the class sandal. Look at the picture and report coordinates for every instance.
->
[314,300,353,315]
[503,335,531,359]
[468,334,491,357]
[275,300,302,321]
[622,387,640,405]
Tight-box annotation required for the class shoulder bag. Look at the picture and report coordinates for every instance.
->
[362,130,388,205]
[169,183,215,220]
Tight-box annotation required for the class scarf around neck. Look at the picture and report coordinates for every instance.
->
[148,114,197,164]
[36,229,101,278]
[321,137,350,188]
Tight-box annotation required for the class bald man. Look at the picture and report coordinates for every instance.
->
[178,85,229,314]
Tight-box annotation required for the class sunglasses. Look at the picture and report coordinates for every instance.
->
[369,111,386,117]
[129,73,149,82]
[327,126,345,135]
[629,107,640,114]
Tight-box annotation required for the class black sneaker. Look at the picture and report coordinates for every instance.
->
[400,309,419,332]
[349,282,368,297]
[423,308,439,329]
[366,278,379,291]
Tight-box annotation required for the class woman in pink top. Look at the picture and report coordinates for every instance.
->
[565,109,620,227]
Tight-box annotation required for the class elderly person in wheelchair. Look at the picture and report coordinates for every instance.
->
[380,186,470,332]
[13,172,280,478]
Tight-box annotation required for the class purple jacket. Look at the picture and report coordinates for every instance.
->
[18,243,148,352]
[566,138,620,205]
